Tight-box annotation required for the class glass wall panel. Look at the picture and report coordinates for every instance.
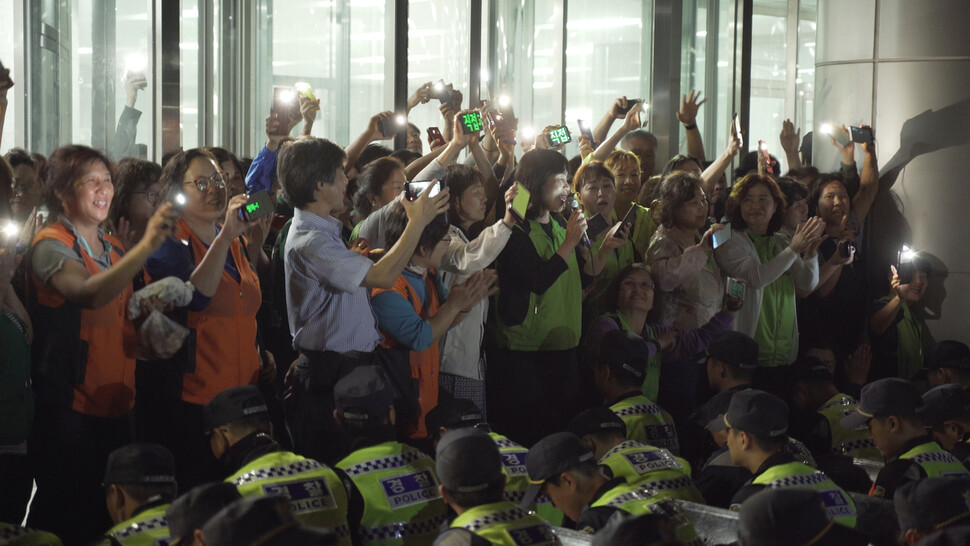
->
[0,0,19,153]
[180,0,201,150]
[750,0,788,172]
[796,0,816,140]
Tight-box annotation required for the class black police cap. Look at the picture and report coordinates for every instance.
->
[435,428,504,493]
[202,496,336,546]
[567,407,627,439]
[920,384,970,428]
[738,488,868,546]
[787,355,834,383]
[598,330,653,380]
[895,477,970,533]
[712,389,788,437]
[913,340,970,380]
[425,394,484,434]
[333,365,395,421]
[167,482,241,544]
[203,385,269,431]
[841,378,922,430]
[705,331,760,370]
[591,512,675,546]
[520,432,595,510]
[103,442,176,487]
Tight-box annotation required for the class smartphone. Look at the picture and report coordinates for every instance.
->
[545,126,572,147]
[617,99,642,115]
[825,124,851,147]
[712,223,732,249]
[837,239,855,259]
[270,86,299,135]
[849,125,873,145]
[510,182,531,221]
[239,190,275,222]
[726,277,745,299]
[619,205,638,235]
[427,127,446,148]
[434,80,454,109]
[459,111,484,135]
[380,115,406,138]
[577,119,595,145]
[897,247,915,285]
[586,214,610,240]
[732,113,743,148]
[758,140,774,175]
[405,180,443,201]
[486,110,512,134]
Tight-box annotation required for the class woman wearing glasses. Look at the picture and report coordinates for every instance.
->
[108,157,164,252]
[140,148,268,489]
[26,145,176,543]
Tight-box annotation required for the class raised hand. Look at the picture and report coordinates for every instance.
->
[788,217,825,254]
[780,119,801,155]
[408,81,434,111]
[140,203,178,251]
[677,89,705,127]
[401,180,450,228]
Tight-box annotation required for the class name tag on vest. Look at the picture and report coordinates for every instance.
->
[644,425,677,448]
[501,452,528,476]
[819,490,852,517]
[508,524,556,545]
[623,450,679,474]
[380,470,440,509]
[262,478,337,514]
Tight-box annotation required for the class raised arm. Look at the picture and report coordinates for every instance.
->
[779,119,802,170]
[344,112,395,177]
[851,136,879,224]
[592,106,641,162]
[593,97,629,144]
[701,130,741,195]
[678,90,707,161]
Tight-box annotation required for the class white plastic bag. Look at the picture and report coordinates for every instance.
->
[136,310,190,360]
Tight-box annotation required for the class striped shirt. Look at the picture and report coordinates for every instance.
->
[284,208,381,352]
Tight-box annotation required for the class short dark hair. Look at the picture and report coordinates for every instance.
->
[743,430,787,453]
[223,414,272,438]
[4,148,35,170]
[353,157,405,219]
[445,164,485,228]
[661,154,702,177]
[514,150,569,220]
[620,129,658,149]
[571,161,614,194]
[784,165,819,186]
[356,143,393,172]
[726,174,787,234]
[277,137,347,209]
[776,177,808,210]
[587,428,626,446]
[605,263,653,314]
[723,361,755,382]
[383,201,450,256]
[110,158,163,229]
[807,173,848,217]
[390,149,421,166]
[546,461,601,487]
[159,148,220,201]
[654,171,705,228]
[203,146,243,179]
[45,145,116,218]
[442,480,505,510]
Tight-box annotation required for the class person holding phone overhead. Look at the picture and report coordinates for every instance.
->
[139,148,271,490]
[26,145,176,543]
[714,174,824,392]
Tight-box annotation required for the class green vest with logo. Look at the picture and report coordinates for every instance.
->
[450,501,558,545]
[630,205,658,260]
[0,523,61,545]
[899,440,970,479]
[337,441,447,545]
[610,395,680,454]
[752,461,857,527]
[583,211,636,326]
[497,219,583,352]
[598,440,703,503]
[589,489,700,545]
[488,433,564,526]
[817,394,881,460]
[104,504,171,545]
[228,451,351,544]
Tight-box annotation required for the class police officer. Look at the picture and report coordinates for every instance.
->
[333,366,447,545]
[787,355,880,460]
[520,432,699,543]
[593,330,680,453]
[101,443,177,545]
[920,384,970,470]
[841,378,970,499]
[912,340,970,390]
[894,477,970,546]
[433,429,560,546]
[165,482,240,546]
[720,390,857,527]
[0,523,61,545]
[202,496,337,546]
[567,407,703,503]
[737,488,869,545]
[203,385,359,544]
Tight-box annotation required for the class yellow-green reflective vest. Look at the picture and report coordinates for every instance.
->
[589,490,700,545]
[630,205,658,259]
[817,394,881,459]
[598,440,703,503]
[487,433,564,526]
[104,504,171,545]
[337,441,447,545]
[899,441,970,479]
[609,395,680,453]
[752,461,857,527]
[0,523,62,545]
[228,451,351,544]
[450,501,559,545]
[496,219,583,352]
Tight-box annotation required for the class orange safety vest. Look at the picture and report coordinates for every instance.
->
[373,272,442,439]
[29,221,136,417]
[149,220,262,406]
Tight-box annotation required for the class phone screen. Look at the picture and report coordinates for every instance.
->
[427,127,445,147]
[406,180,442,201]
[271,86,298,135]
[850,126,873,144]
[732,113,743,147]
[511,183,531,220]
[577,120,595,144]
[619,205,638,233]
[712,223,732,249]
[617,99,641,115]
[727,277,745,299]
[547,126,572,146]
[459,111,484,134]
[586,214,610,240]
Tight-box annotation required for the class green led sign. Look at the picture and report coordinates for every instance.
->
[549,127,571,146]
[246,202,260,214]
[461,112,483,133]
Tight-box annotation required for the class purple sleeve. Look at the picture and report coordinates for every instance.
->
[664,311,735,360]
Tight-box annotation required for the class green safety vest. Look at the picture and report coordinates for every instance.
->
[488,433,563,526]
[899,441,970,479]
[630,205,658,260]
[747,230,796,367]
[497,219,583,352]
[104,504,171,545]
[337,441,447,545]
[450,501,558,546]
[589,488,701,545]
[610,395,680,454]
[583,210,636,326]
[603,311,662,401]
[0,523,61,545]
[877,295,925,380]
[598,440,703,503]
[752,461,857,528]
[817,394,881,460]
[228,451,351,544]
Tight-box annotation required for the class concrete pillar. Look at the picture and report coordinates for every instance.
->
[815,0,970,344]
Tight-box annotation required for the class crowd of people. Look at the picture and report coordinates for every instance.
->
[2,64,970,546]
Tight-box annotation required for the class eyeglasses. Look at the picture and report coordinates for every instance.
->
[184,173,226,193]
[10,178,26,191]
[132,189,161,205]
